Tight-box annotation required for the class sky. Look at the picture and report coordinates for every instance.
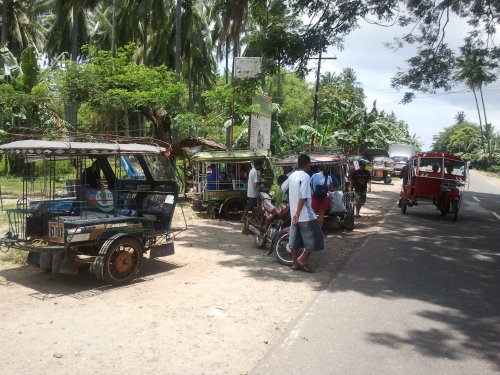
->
[311,18,500,151]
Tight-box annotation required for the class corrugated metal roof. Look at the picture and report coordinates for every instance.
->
[0,140,166,156]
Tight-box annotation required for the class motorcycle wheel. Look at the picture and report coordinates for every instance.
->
[255,234,267,249]
[384,177,392,184]
[271,230,305,266]
[451,201,459,222]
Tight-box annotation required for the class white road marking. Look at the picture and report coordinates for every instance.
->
[493,212,500,220]
[472,196,480,202]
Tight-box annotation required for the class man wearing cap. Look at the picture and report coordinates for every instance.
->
[350,160,371,217]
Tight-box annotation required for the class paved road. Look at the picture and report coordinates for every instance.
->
[252,171,500,375]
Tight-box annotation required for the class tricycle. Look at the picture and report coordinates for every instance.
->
[370,156,395,184]
[271,151,354,266]
[190,150,273,220]
[400,152,468,221]
[0,138,185,284]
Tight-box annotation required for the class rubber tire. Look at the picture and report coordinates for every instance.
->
[221,199,245,221]
[452,201,459,222]
[344,213,354,231]
[207,203,217,219]
[401,203,407,214]
[255,235,267,249]
[271,230,305,266]
[384,177,392,184]
[102,236,143,285]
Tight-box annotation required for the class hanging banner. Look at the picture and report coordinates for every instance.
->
[250,95,272,151]
[235,57,262,78]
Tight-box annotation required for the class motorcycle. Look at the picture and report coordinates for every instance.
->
[270,227,306,266]
[243,192,290,249]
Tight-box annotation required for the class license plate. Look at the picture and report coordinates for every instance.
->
[49,221,65,243]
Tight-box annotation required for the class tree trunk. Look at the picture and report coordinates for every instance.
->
[140,107,172,144]
[111,0,116,54]
[175,0,182,81]
[0,0,10,70]
[478,86,491,156]
[188,46,193,111]
[66,0,80,135]
[472,88,484,146]
[225,36,229,84]
[143,13,148,65]
[124,108,130,135]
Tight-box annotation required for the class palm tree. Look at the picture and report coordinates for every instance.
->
[0,0,48,62]
[212,0,250,81]
[45,0,99,61]
[455,48,497,151]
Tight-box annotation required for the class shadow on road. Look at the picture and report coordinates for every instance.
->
[0,258,182,299]
[331,192,500,369]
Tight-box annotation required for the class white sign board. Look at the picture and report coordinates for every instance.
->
[235,57,262,78]
[250,114,271,151]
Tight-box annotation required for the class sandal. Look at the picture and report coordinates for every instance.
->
[298,264,315,273]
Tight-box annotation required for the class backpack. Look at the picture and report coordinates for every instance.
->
[313,174,329,200]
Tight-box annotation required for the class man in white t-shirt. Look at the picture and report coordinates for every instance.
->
[281,154,324,272]
[241,159,265,222]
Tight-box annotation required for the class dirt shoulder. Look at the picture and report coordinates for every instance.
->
[0,181,400,375]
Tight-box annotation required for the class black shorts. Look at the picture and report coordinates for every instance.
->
[246,197,257,210]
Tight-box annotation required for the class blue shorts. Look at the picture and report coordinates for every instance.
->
[289,219,324,252]
[246,197,257,210]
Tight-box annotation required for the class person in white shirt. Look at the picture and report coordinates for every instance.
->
[281,154,324,273]
[240,159,265,222]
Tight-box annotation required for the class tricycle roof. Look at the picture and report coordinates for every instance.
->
[190,149,269,162]
[275,152,346,167]
[413,152,466,162]
[0,139,167,157]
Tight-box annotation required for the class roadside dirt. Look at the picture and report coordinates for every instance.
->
[0,181,400,375]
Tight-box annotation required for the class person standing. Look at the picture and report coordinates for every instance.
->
[241,159,265,222]
[281,154,324,273]
[350,160,371,217]
[311,165,339,228]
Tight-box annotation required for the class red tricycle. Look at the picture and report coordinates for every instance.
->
[400,152,468,221]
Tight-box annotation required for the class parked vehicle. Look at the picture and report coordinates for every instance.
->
[190,150,274,220]
[270,227,305,266]
[0,139,184,284]
[388,144,416,177]
[400,152,468,221]
[371,156,395,184]
[275,151,354,231]
[363,148,389,163]
[243,192,290,249]
[269,151,354,267]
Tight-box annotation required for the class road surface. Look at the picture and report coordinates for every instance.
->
[252,170,500,375]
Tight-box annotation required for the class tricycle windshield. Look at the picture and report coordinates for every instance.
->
[144,155,176,181]
[373,160,384,168]
[109,155,146,180]
[419,157,443,173]
[444,159,467,177]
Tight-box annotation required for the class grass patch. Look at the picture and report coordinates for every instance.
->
[0,249,28,265]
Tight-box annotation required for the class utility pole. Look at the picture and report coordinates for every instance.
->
[309,53,337,122]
